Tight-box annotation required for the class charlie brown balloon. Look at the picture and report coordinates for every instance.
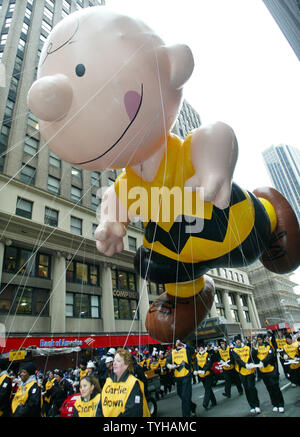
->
[27,7,300,343]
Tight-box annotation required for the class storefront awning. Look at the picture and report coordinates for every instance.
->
[0,333,160,353]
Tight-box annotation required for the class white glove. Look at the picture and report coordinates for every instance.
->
[246,363,254,370]
[257,362,264,368]
[193,371,198,376]
[167,364,177,370]
[199,370,205,376]
[283,354,289,360]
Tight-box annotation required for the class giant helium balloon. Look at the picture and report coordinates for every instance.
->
[27,7,300,343]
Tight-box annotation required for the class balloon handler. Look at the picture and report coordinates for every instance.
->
[27,7,300,343]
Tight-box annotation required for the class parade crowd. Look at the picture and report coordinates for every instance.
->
[0,329,299,417]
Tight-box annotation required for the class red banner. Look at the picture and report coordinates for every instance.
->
[1,334,160,353]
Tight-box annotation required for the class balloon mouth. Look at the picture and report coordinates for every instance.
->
[71,83,144,166]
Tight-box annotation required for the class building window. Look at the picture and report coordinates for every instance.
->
[113,297,138,320]
[241,295,248,307]
[4,99,15,124]
[49,151,61,168]
[216,307,225,317]
[44,207,58,227]
[16,197,32,219]
[71,186,82,204]
[66,260,100,286]
[111,269,136,291]
[91,194,100,211]
[20,163,36,185]
[0,285,49,316]
[147,281,165,296]
[228,293,236,306]
[231,309,239,322]
[91,171,100,187]
[47,175,60,195]
[71,166,82,180]
[70,216,82,235]
[111,269,138,320]
[24,135,39,156]
[128,236,137,251]
[244,310,251,323]
[3,246,51,279]
[66,292,100,318]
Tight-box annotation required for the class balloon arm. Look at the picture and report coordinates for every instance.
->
[95,185,129,256]
[185,121,239,209]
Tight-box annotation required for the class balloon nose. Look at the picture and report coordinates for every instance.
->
[27,74,73,122]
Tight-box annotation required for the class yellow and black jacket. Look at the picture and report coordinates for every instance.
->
[97,371,150,417]
[0,371,12,417]
[11,376,42,417]
[252,343,277,374]
[232,344,256,376]
[275,337,287,351]
[194,352,213,378]
[215,346,234,371]
[72,392,101,417]
[44,377,56,404]
[167,345,193,378]
[155,358,168,376]
[280,343,300,370]
[80,368,88,379]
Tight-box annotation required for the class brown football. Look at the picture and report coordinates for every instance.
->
[253,187,300,274]
[145,275,215,343]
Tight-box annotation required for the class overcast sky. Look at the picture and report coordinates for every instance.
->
[106,0,300,290]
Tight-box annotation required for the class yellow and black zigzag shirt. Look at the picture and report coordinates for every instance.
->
[115,134,261,264]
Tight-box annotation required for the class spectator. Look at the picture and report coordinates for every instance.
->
[72,375,101,417]
[48,369,74,417]
[0,358,12,417]
[97,348,150,417]
[11,362,42,417]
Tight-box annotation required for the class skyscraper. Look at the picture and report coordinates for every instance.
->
[262,0,300,61]
[262,144,300,224]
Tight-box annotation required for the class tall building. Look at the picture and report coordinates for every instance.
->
[0,1,261,359]
[262,144,300,224]
[172,99,201,138]
[262,0,300,61]
[247,261,300,330]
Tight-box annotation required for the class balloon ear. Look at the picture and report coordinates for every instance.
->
[165,44,194,89]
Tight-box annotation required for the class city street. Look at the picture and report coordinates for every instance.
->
[155,369,300,418]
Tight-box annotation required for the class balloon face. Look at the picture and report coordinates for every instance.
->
[27,7,193,171]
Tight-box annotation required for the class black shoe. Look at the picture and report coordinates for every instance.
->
[238,391,243,395]
[191,403,196,414]
[222,392,231,398]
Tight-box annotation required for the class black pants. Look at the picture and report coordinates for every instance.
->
[223,369,243,396]
[176,375,196,417]
[200,374,217,409]
[260,370,284,407]
[239,373,260,409]
[286,366,300,386]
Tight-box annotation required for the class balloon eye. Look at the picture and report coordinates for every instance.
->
[75,64,85,77]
